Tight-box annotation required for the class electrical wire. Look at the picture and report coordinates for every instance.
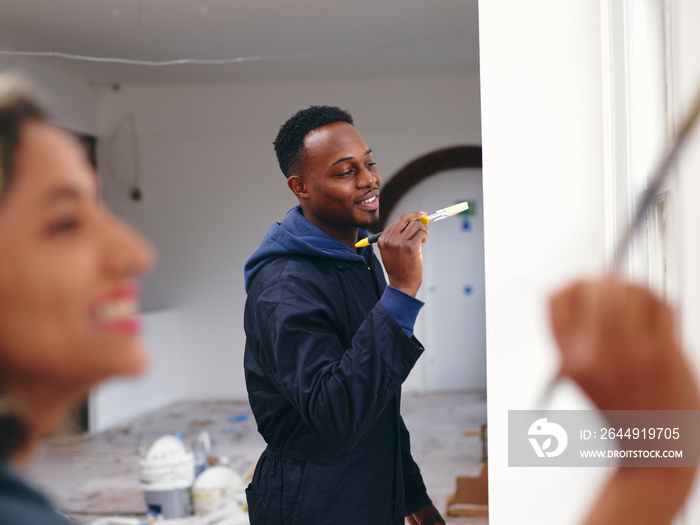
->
[0,29,465,68]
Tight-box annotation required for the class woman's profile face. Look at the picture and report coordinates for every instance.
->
[0,120,155,392]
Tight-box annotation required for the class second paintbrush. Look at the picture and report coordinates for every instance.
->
[355,201,469,248]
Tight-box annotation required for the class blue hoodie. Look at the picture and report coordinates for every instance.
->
[242,205,433,522]
[244,205,423,334]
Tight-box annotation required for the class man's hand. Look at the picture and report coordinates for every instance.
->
[407,503,445,525]
[378,211,428,297]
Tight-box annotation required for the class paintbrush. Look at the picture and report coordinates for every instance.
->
[355,201,469,248]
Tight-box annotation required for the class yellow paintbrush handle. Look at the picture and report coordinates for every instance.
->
[355,215,430,248]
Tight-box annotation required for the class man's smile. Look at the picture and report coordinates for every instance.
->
[356,192,379,211]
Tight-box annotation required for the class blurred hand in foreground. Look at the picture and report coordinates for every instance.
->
[549,278,700,525]
[549,278,700,411]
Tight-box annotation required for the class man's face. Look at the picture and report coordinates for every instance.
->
[290,121,381,242]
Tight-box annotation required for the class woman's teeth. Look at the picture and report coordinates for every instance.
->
[95,300,138,322]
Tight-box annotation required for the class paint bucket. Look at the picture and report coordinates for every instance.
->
[139,434,195,519]
[191,465,246,516]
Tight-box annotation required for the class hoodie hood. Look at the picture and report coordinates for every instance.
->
[244,205,373,292]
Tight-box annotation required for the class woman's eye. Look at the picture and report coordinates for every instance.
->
[366,162,377,169]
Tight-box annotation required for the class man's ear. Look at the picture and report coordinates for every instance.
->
[287,175,309,200]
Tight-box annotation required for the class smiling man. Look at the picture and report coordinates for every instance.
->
[243,106,444,524]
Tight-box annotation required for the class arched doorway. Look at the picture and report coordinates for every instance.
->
[380,146,485,392]
[373,145,482,232]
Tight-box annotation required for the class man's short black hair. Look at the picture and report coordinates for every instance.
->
[273,105,354,178]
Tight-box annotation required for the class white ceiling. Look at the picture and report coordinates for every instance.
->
[0,0,480,84]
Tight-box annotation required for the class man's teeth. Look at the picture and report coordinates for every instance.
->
[361,196,376,204]
[95,300,138,321]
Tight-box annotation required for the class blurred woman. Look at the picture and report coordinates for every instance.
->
[0,73,155,523]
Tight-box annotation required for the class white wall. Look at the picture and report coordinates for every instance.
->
[90,310,185,432]
[479,1,610,523]
[97,73,482,399]
[0,55,99,134]
[671,0,700,522]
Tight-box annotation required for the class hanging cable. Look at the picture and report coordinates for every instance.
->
[0,30,465,68]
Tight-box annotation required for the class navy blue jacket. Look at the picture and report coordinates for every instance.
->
[0,458,71,524]
[243,206,431,524]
